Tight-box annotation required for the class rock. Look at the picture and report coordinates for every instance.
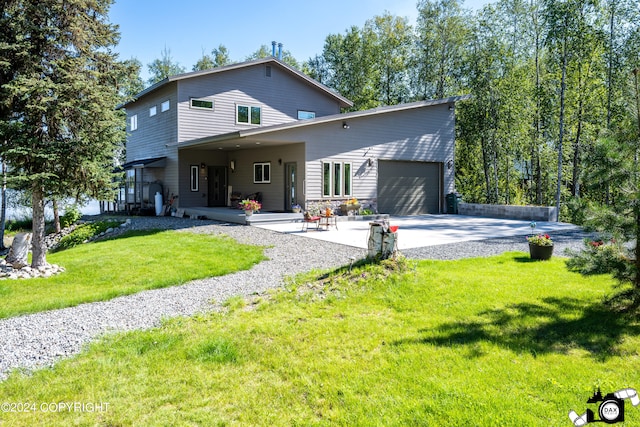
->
[5,232,32,268]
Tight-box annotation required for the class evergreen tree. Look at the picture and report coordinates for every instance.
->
[0,0,126,267]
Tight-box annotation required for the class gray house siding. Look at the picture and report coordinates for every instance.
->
[176,64,342,143]
[125,83,178,163]
[177,144,305,212]
[238,104,455,209]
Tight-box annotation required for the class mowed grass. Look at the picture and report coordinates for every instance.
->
[0,230,266,319]
[1,253,640,426]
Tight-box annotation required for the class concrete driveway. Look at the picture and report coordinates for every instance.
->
[255,214,578,250]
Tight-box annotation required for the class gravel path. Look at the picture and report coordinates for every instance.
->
[0,217,591,381]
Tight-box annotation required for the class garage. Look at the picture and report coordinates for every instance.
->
[377,160,442,215]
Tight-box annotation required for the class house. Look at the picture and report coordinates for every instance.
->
[121,56,467,218]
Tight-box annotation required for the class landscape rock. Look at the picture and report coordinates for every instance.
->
[5,232,32,268]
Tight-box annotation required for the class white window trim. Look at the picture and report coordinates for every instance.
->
[161,100,170,112]
[130,114,138,131]
[190,165,199,192]
[322,161,352,198]
[236,104,261,125]
[190,98,214,110]
[253,162,271,184]
[297,110,316,120]
[149,106,157,117]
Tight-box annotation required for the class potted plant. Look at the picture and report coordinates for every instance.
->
[291,204,301,213]
[340,198,361,215]
[527,233,553,260]
[238,199,261,216]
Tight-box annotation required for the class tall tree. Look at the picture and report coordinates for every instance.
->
[193,44,232,71]
[147,46,185,85]
[0,0,126,267]
[246,44,300,69]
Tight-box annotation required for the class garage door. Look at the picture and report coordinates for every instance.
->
[377,161,441,215]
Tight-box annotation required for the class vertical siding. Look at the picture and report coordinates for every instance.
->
[176,64,342,142]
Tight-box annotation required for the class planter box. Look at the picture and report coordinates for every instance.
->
[529,243,553,260]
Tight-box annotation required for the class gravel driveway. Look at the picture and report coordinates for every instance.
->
[0,217,591,381]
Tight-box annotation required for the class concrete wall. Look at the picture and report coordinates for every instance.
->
[458,203,558,221]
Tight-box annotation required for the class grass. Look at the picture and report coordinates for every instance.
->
[1,253,639,426]
[0,229,266,319]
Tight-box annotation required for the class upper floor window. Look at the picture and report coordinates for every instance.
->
[190,98,214,110]
[161,100,170,112]
[130,114,138,131]
[237,104,261,125]
[149,106,157,117]
[297,110,315,120]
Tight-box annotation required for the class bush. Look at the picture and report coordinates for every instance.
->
[60,205,82,228]
[52,220,122,252]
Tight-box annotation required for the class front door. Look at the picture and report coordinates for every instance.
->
[208,166,227,207]
[284,162,297,211]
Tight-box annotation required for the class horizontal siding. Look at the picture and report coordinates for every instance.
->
[177,64,342,142]
[177,144,305,212]
[240,104,455,202]
[125,83,178,163]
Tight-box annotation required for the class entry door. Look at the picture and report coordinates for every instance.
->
[284,162,297,211]
[208,166,227,207]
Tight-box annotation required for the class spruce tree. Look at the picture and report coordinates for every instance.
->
[0,0,126,267]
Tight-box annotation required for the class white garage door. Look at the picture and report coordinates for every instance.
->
[377,161,441,215]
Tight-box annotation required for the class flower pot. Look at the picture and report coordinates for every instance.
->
[244,210,253,217]
[529,243,553,260]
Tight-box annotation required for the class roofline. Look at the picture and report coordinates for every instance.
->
[118,57,353,109]
[172,95,471,149]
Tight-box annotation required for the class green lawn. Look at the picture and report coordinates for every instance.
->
[0,229,266,319]
[1,253,639,426]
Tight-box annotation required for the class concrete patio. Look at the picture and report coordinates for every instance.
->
[254,214,578,250]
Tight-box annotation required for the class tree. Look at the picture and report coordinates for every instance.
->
[0,0,126,267]
[147,46,185,85]
[193,44,232,71]
[246,44,300,69]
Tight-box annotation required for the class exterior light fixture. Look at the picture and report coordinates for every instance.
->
[342,122,349,129]
[447,159,453,170]
[230,160,235,172]
[200,162,206,169]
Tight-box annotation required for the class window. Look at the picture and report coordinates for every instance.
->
[254,162,270,183]
[265,65,272,77]
[190,165,199,192]
[161,100,170,112]
[322,161,352,197]
[297,110,315,120]
[237,104,261,125]
[149,106,157,117]
[190,98,214,110]
[130,114,138,131]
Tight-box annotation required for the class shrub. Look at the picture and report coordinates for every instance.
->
[52,220,122,252]
[60,205,82,228]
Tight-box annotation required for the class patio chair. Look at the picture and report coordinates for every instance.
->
[301,211,321,232]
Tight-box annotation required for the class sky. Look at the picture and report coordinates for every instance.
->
[109,0,490,82]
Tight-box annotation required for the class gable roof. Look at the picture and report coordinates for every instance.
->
[120,57,353,109]
[173,95,471,150]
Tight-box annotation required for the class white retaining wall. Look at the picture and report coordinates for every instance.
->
[458,203,558,221]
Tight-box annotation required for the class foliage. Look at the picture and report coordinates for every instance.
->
[527,233,553,246]
[245,44,300,69]
[0,230,266,319]
[51,220,122,252]
[147,46,185,85]
[0,0,128,268]
[192,44,232,71]
[1,253,634,426]
[59,205,82,229]
[238,199,261,212]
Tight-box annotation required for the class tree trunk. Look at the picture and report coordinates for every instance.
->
[31,184,47,268]
[556,26,568,222]
[53,199,61,233]
[0,158,6,251]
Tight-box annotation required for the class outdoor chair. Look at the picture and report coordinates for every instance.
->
[301,211,321,231]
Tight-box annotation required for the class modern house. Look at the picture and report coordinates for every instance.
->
[120,56,467,218]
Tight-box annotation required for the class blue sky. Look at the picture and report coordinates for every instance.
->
[110,0,490,82]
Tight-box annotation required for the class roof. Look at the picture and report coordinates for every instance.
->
[119,57,353,109]
[172,95,471,150]
[121,156,167,169]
